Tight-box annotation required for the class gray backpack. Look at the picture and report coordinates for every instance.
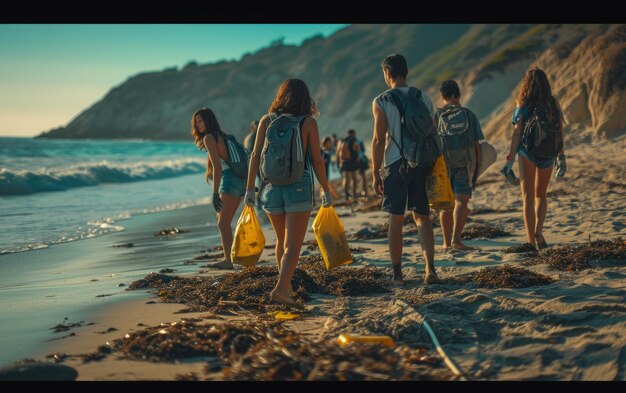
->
[436,106,473,169]
[260,113,307,185]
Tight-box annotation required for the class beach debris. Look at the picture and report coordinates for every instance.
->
[350,247,374,254]
[126,255,390,314]
[117,283,126,287]
[299,255,390,296]
[128,272,178,289]
[351,222,418,240]
[530,238,626,271]
[461,224,511,240]
[454,266,555,288]
[337,334,395,347]
[50,322,82,333]
[113,243,134,248]
[77,352,106,363]
[0,360,78,381]
[90,279,98,282]
[304,239,318,251]
[194,252,224,261]
[110,320,288,362]
[352,198,382,213]
[154,227,189,236]
[502,243,539,254]
[159,268,176,273]
[95,293,114,298]
[146,301,156,304]
[546,189,569,198]
[102,319,451,380]
[269,311,301,321]
[96,327,118,334]
[45,353,68,363]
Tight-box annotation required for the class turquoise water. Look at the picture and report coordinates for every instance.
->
[0,137,210,254]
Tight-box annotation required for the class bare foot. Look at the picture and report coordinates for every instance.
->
[441,246,454,253]
[535,234,548,250]
[270,290,302,309]
[451,241,481,251]
[424,273,441,285]
[392,264,404,285]
[207,260,234,270]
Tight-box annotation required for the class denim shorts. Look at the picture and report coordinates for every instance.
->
[261,170,313,214]
[518,146,555,169]
[382,159,431,216]
[218,169,246,197]
[448,167,472,197]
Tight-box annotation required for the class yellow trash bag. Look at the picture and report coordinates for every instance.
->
[231,205,265,267]
[311,206,352,270]
[426,155,454,211]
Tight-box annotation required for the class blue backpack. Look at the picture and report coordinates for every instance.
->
[386,87,441,168]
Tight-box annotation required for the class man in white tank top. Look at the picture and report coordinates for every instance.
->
[370,54,439,285]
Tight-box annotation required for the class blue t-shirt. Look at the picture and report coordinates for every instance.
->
[512,105,564,125]
[435,104,484,151]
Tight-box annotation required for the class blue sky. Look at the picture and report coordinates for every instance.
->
[0,24,348,136]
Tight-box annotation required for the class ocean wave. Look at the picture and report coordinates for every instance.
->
[0,158,205,196]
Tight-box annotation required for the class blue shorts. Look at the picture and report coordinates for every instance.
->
[518,146,555,169]
[261,170,313,215]
[382,159,431,216]
[448,167,472,197]
[218,169,246,197]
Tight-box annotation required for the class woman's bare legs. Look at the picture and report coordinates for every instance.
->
[534,165,553,248]
[270,211,311,307]
[519,156,537,247]
[211,193,242,269]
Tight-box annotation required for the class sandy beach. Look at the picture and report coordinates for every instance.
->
[3,137,620,381]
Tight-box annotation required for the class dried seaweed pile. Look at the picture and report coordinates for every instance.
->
[351,222,418,240]
[225,332,449,381]
[461,224,511,240]
[455,266,555,288]
[97,319,451,380]
[146,267,318,314]
[299,255,390,296]
[530,239,626,271]
[502,243,538,254]
[128,257,391,314]
[110,319,291,362]
[154,228,189,236]
[128,273,179,290]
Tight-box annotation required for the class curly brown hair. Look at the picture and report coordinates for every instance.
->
[515,68,560,119]
[268,78,318,116]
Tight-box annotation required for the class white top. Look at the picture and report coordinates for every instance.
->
[373,86,435,168]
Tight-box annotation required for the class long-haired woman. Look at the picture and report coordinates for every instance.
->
[191,107,245,268]
[501,68,566,250]
[245,79,333,307]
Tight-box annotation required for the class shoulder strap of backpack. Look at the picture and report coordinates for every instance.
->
[386,89,406,117]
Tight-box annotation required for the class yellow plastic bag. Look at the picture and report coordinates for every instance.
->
[311,206,352,270]
[426,155,454,211]
[231,205,265,267]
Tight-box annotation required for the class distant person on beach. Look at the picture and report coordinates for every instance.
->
[245,78,333,307]
[435,80,484,251]
[338,129,360,201]
[356,137,370,198]
[191,107,247,269]
[371,54,440,285]
[321,136,333,178]
[501,68,566,250]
